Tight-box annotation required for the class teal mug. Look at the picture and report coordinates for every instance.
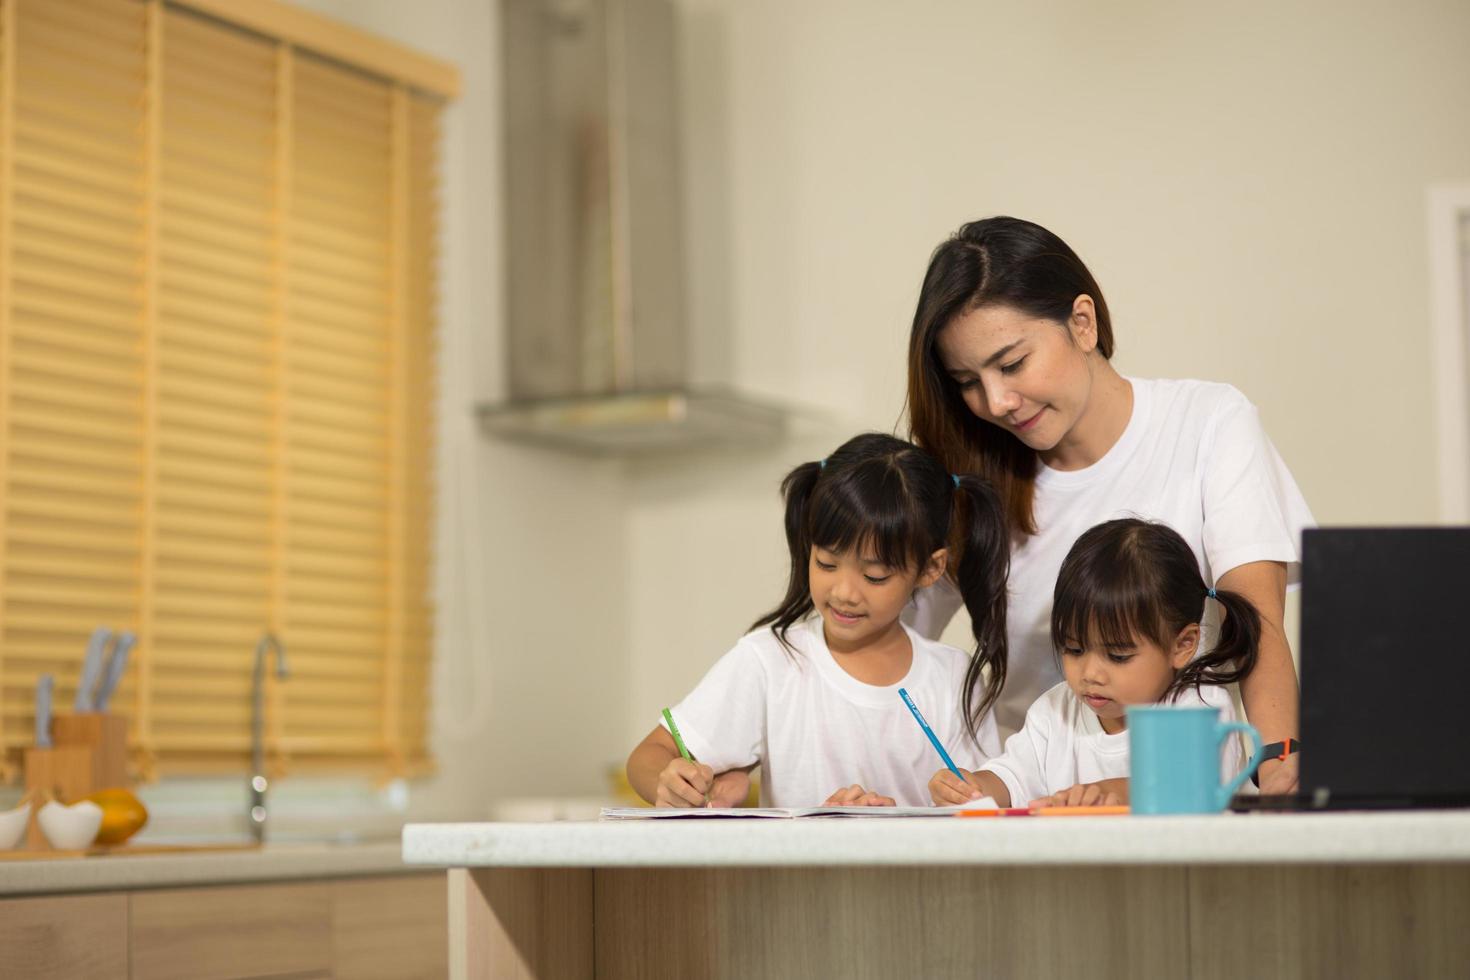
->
[1127,704,1262,814]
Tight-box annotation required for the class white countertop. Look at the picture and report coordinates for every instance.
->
[402,811,1470,868]
[0,841,429,897]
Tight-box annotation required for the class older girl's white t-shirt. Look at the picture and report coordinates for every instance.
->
[665,618,1000,807]
[979,681,1243,807]
[908,377,1315,738]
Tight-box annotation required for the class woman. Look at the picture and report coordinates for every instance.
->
[905,216,1312,794]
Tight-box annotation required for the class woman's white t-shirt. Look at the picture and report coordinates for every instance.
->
[907,377,1315,737]
[979,680,1244,807]
[665,618,1001,807]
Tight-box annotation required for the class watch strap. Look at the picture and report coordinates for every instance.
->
[1249,738,1300,788]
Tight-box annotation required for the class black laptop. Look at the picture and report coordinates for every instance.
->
[1235,526,1470,811]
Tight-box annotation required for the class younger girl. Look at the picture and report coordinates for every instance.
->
[930,517,1261,808]
[626,432,1010,808]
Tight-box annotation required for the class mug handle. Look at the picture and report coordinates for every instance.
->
[1215,721,1263,810]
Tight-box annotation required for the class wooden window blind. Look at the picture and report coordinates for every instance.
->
[0,0,453,781]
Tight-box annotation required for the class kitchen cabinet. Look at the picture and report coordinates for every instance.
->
[0,893,129,979]
[131,881,334,979]
[333,875,451,980]
[0,872,446,979]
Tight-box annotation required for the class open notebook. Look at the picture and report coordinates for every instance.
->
[600,799,1000,819]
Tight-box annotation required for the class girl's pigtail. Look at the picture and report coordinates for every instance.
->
[952,474,1011,738]
[749,461,823,653]
[1168,588,1261,699]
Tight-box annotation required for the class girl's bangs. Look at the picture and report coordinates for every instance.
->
[1051,573,1165,652]
[807,477,924,572]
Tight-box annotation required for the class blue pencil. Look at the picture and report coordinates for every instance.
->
[898,687,967,782]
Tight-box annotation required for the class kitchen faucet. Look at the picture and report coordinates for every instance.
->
[250,631,288,843]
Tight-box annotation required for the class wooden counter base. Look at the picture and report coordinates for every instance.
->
[452,863,1470,979]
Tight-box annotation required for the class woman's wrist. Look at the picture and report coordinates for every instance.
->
[1250,738,1301,788]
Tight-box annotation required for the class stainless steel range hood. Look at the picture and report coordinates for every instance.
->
[481,0,787,454]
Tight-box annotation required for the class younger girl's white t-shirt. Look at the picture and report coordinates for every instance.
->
[665,618,1000,807]
[979,681,1243,807]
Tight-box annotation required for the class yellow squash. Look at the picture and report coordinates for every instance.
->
[83,788,148,846]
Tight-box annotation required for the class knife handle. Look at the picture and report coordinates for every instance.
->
[74,627,112,712]
[36,674,53,749]
[94,632,136,713]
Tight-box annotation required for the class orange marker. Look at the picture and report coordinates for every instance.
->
[955,807,1033,817]
[1032,805,1130,816]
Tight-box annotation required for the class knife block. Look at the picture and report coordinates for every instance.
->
[22,745,94,850]
[52,712,129,789]
[19,713,129,850]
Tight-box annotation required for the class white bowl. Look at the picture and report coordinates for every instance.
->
[38,800,103,850]
[0,801,30,849]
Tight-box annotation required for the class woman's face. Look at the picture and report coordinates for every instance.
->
[935,299,1098,454]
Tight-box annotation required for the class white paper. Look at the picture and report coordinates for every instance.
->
[599,799,999,819]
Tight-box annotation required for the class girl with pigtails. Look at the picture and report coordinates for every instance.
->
[930,518,1263,809]
[625,432,1011,808]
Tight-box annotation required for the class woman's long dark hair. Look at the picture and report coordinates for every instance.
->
[905,216,1113,536]
[750,432,1010,736]
[1050,518,1260,700]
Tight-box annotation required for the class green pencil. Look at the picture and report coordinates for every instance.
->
[663,707,709,806]
[662,707,695,762]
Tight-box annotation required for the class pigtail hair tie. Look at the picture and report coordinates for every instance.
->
[952,474,961,489]
[1206,587,1217,599]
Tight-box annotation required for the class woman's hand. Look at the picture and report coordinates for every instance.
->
[1029,779,1126,808]
[823,784,896,807]
[1255,753,1299,795]
[928,768,986,805]
[655,758,714,807]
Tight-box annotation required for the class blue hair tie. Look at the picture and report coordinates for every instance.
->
[951,474,961,489]
[1207,588,1217,599]
[819,458,827,469]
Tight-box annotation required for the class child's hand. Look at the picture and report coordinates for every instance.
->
[822,784,896,807]
[929,768,985,805]
[1029,780,1125,808]
[655,758,715,807]
[706,768,751,808]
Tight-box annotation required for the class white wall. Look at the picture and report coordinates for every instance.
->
[625,0,1470,744]
[295,0,1470,800]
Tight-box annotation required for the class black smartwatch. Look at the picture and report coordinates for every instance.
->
[1249,738,1300,788]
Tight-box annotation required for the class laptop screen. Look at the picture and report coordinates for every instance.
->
[1299,527,1470,807]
